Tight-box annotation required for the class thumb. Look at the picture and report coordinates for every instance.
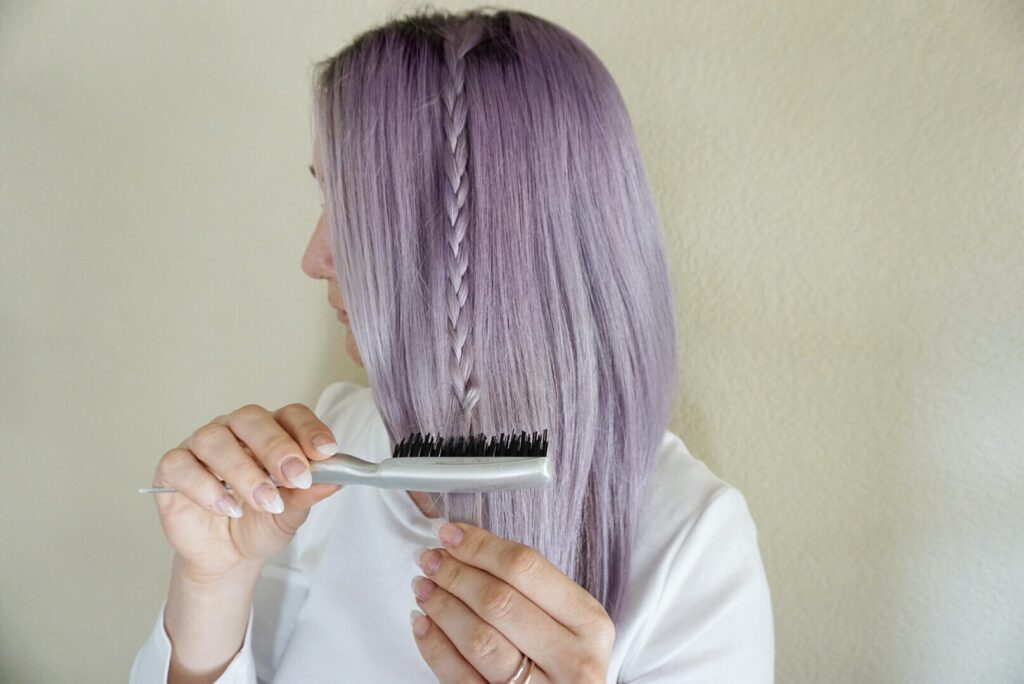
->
[275,483,343,533]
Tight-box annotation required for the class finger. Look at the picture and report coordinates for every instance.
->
[415,548,571,675]
[152,447,243,518]
[270,481,343,536]
[183,422,284,515]
[409,607,485,684]
[208,416,341,531]
[271,403,340,461]
[434,523,612,635]
[223,404,313,491]
[411,575,524,682]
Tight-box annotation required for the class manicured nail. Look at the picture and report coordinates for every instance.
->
[254,482,285,514]
[311,435,338,456]
[438,523,463,547]
[410,609,430,637]
[214,493,243,518]
[281,455,312,489]
[414,547,441,575]
[411,576,436,601]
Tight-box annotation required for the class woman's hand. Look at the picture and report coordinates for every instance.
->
[409,522,615,684]
[151,403,344,580]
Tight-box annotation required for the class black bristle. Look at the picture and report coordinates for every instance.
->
[391,428,549,459]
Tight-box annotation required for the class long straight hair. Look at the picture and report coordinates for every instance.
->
[312,8,677,623]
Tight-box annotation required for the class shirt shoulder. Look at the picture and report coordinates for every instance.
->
[616,431,775,683]
[633,431,751,561]
[645,431,734,523]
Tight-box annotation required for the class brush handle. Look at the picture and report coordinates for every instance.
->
[139,454,553,495]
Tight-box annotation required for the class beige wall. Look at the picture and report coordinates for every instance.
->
[2,1,1021,682]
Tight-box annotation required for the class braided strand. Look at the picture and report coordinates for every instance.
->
[441,22,483,429]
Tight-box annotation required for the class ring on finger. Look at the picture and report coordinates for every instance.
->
[507,653,534,684]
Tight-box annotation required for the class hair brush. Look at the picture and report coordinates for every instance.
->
[138,429,551,495]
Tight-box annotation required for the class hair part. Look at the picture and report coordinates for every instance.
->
[312,6,678,623]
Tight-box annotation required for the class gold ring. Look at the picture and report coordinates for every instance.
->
[521,657,536,684]
[506,653,533,684]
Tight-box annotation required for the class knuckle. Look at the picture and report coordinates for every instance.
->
[463,530,489,558]
[155,448,189,480]
[192,423,228,448]
[505,544,542,581]
[479,583,516,621]
[232,403,266,422]
[465,623,502,660]
[439,557,464,588]
[569,655,605,683]
[275,402,307,417]
[423,633,448,660]
[426,587,450,613]
[591,615,616,646]
[603,616,617,641]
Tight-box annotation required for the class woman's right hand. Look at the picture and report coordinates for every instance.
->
[151,403,344,581]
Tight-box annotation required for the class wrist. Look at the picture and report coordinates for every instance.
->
[172,553,264,592]
[164,555,263,681]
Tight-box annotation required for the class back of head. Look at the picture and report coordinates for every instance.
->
[312,6,677,622]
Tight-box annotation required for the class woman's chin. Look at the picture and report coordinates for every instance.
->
[344,328,364,368]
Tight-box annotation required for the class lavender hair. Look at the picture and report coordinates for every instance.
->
[312,7,678,623]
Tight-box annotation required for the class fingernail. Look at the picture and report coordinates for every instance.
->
[254,482,285,514]
[411,576,436,601]
[281,456,312,489]
[214,493,243,518]
[438,523,463,547]
[413,547,441,575]
[410,609,429,636]
[428,517,449,537]
[311,435,338,456]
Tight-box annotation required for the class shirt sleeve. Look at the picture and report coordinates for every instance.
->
[621,486,775,684]
[128,598,256,683]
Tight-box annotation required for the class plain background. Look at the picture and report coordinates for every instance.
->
[2,1,1022,682]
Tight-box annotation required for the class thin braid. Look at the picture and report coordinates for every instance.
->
[441,19,484,430]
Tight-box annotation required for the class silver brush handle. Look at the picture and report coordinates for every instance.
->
[139,453,553,495]
[365,456,553,492]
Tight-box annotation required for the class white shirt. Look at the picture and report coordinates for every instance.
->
[131,381,774,683]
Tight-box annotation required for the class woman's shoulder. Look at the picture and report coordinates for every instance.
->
[631,430,765,574]
[642,430,755,537]
[617,432,774,680]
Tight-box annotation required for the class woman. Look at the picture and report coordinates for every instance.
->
[131,8,773,683]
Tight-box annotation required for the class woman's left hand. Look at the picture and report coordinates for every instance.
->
[409,521,615,684]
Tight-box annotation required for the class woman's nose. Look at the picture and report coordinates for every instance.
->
[301,216,334,280]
